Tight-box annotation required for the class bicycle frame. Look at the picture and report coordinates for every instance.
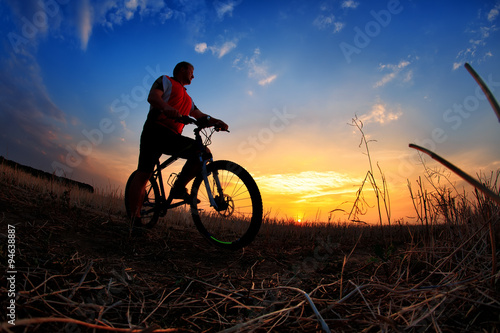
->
[153,125,225,215]
[152,155,180,215]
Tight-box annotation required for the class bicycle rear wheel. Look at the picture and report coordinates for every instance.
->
[190,160,263,250]
[125,170,161,228]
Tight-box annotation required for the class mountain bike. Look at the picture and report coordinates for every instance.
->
[124,117,263,250]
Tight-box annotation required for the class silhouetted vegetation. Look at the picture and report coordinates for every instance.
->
[1,160,499,332]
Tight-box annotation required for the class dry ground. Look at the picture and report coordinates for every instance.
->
[1,176,499,332]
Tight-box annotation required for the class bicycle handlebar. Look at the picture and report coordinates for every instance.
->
[176,116,229,132]
[176,115,196,125]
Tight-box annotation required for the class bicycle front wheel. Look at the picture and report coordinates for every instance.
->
[190,160,263,250]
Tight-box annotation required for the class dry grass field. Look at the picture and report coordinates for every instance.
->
[1,161,499,332]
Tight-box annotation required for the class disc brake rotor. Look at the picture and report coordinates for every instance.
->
[215,194,234,217]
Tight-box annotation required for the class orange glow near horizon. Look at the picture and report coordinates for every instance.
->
[253,171,363,222]
[80,144,425,225]
[250,168,422,224]
[87,151,463,225]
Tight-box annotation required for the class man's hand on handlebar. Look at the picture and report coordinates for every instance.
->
[175,115,229,132]
[205,116,229,132]
[212,120,228,132]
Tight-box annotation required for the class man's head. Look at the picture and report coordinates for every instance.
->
[173,61,194,86]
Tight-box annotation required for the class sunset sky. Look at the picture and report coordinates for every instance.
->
[1,0,500,223]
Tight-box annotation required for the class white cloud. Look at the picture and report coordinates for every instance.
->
[488,6,499,21]
[333,22,345,33]
[375,72,397,88]
[77,0,176,49]
[158,8,174,23]
[78,0,93,50]
[313,14,344,33]
[454,2,499,69]
[192,19,276,86]
[246,49,275,84]
[231,48,277,86]
[403,70,413,83]
[246,49,267,78]
[258,74,277,86]
[374,59,412,88]
[255,171,360,196]
[125,0,138,10]
[217,41,237,58]
[214,0,240,20]
[342,0,359,9]
[195,42,208,53]
[313,0,351,34]
[313,14,335,29]
[359,102,402,125]
[195,40,237,58]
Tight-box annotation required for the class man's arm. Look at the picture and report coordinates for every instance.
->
[191,106,229,131]
[147,89,180,118]
[190,106,207,119]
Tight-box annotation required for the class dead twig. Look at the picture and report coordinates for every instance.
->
[1,317,179,333]
[409,144,500,206]
[464,62,500,122]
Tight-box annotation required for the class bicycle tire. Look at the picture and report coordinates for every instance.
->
[190,160,263,250]
[125,170,161,228]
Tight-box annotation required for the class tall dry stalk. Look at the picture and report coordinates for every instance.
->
[348,116,391,238]
[409,144,500,286]
[473,170,500,286]
[408,151,500,290]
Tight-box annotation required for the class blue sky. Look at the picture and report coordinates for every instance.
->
[1,0,500,222]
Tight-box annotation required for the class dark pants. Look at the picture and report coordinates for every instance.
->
[137,122,199,174]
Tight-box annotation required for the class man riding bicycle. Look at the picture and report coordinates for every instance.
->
[128,61,228,225]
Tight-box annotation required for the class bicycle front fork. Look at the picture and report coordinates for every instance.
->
[200,159,224,210]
